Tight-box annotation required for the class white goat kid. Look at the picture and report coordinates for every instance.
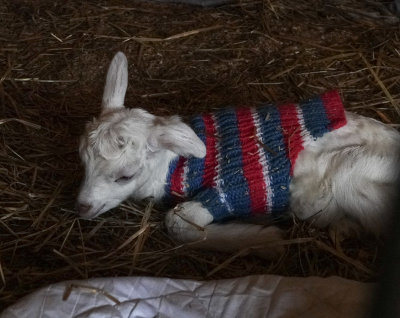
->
[77,52,400,258]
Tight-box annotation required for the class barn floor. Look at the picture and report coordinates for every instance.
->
[1,0,399,308]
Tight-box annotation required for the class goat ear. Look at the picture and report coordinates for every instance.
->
[102,52,128,113]
[148,116,206,158]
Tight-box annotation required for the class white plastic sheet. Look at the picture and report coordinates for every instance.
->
[1,275,372,318]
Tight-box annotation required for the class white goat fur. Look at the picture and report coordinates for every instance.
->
[78,52,400,258]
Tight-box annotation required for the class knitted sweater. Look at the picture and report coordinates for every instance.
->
[164,90,347,221]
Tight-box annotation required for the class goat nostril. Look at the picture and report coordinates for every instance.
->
[77,203,92,215]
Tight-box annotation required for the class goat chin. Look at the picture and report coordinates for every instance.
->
[77,52,400,259]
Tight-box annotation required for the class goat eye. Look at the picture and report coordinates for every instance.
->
[115,174,135,183]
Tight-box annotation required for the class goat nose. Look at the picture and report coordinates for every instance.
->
[77,203,92,215]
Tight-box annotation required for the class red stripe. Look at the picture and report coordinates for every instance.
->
[170,157,186,196]
[321,90,347,130]
[236,108,267,214]
[278,103,304,175]
[202,114,218,187]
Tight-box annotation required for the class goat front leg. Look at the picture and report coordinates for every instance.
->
[165,201,285,260]
[165,201,214,242]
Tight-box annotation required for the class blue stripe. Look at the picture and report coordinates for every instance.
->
[256,105,291,215]
[164,157,179,198]
[185,115,206,196]
[300,96,330,138]
[213,108,251,219]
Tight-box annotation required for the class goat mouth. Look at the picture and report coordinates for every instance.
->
[80,204,106,219]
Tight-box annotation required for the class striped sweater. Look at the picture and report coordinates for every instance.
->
[165,91,347,221]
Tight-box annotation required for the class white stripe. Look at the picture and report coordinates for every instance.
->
[212,113,233,213]
[251,108,273,212]
[182,158,189,195]
[295,105,314,145]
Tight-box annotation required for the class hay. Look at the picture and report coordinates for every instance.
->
[0,0,398,308]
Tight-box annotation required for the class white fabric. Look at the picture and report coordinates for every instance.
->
[1,275,372,318]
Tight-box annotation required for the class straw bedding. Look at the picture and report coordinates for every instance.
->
[0,0,399,308]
